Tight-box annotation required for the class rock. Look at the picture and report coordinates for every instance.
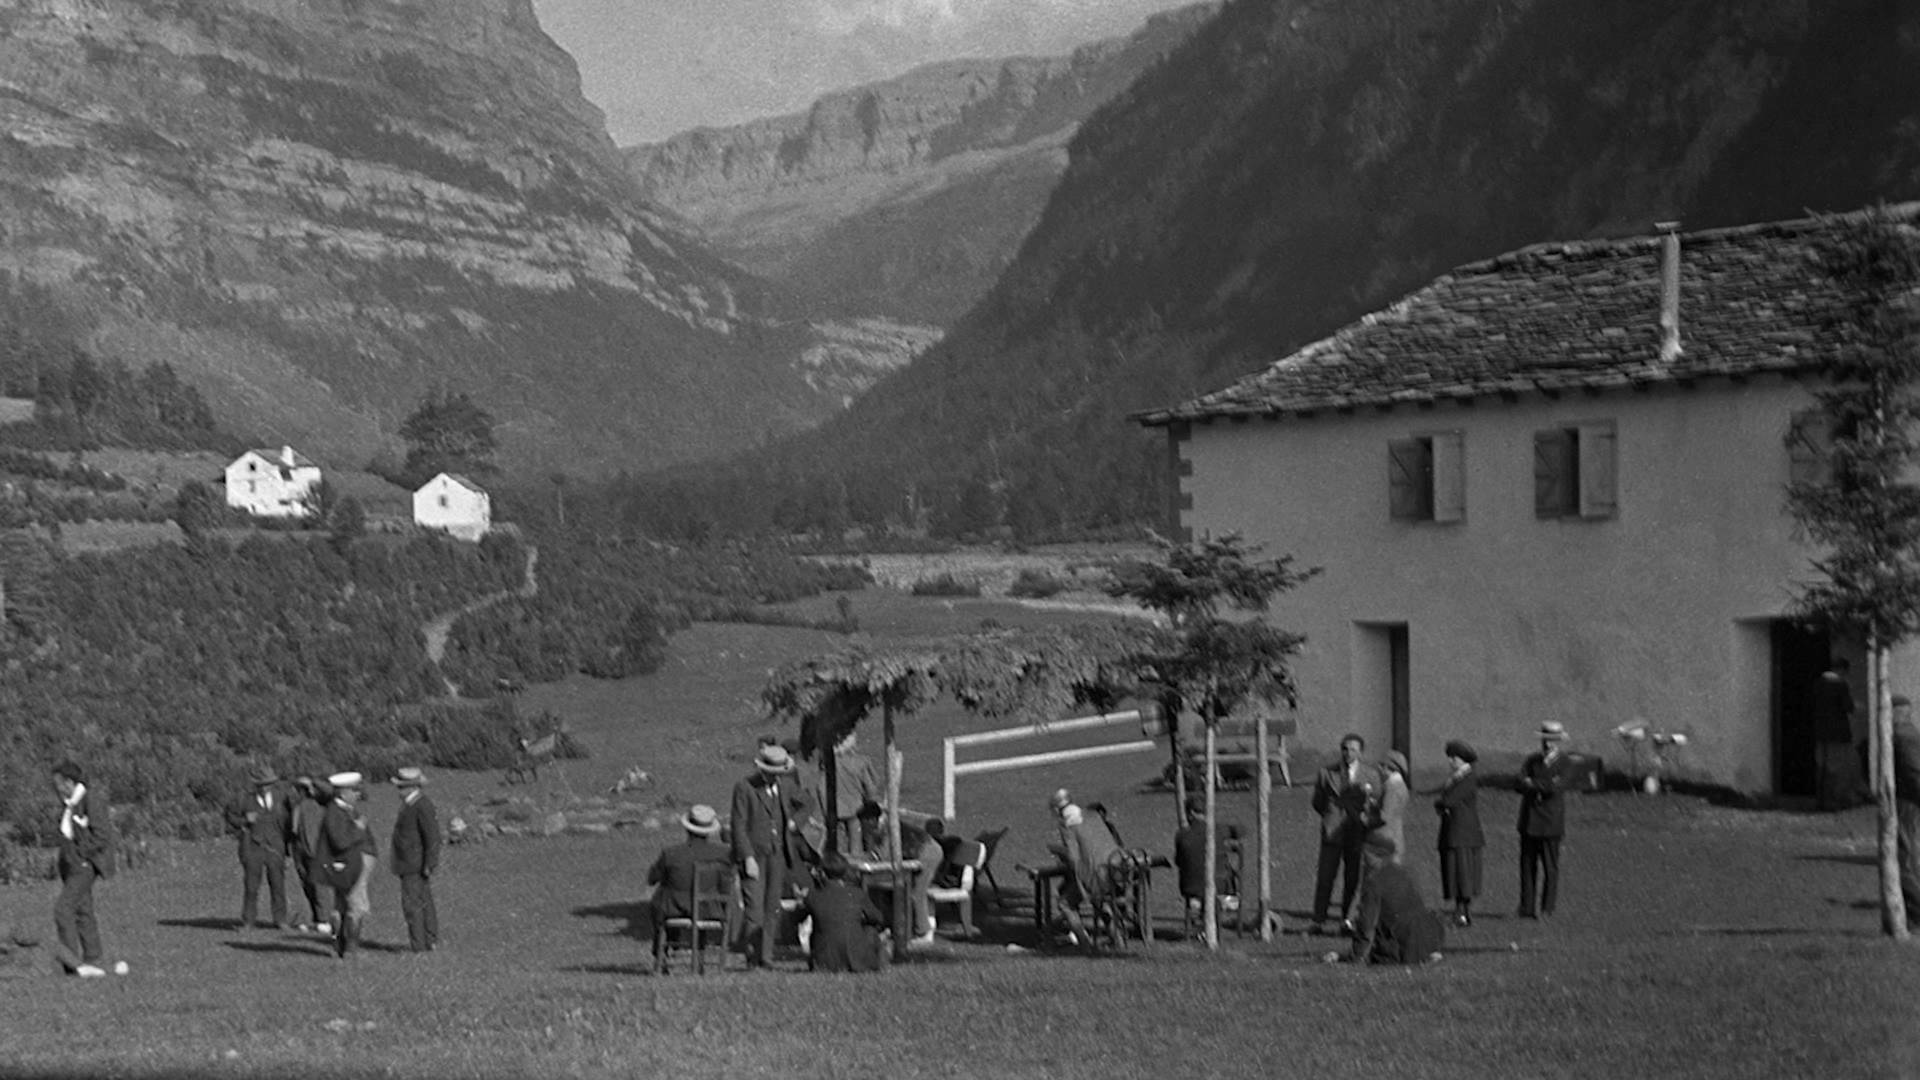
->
[539,812,567,837]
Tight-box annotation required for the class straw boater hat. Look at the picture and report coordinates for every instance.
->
[682,804,721,836]
[754,743,795,775]
[248,764,278,787]
[1539,721,1568,741]
[328,771,364,790]
[391,766,428,788]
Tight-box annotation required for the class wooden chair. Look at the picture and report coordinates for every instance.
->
[1103,848,1155,949]
[972,826,1010,908]
[927,838,987,938]
[652,861,736,975]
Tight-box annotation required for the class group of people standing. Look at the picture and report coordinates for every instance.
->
[39,757,445,979]
[1306,722,1576,964]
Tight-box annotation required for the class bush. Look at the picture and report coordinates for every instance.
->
[1007,568,1069,599]
[909,572,981,597]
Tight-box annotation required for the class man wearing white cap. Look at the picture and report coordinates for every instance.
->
[647,804,731,927]
[729,742,818,968]
[315,772,375,958]
[389,767,441,953]
[1516,721,1573,919]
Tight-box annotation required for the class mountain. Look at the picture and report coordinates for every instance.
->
[623,4,1217,327]
[0,0,924,478]
[654,0,1920,541]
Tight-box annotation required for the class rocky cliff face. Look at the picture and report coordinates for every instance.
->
[0,0,920,475]
[624,4,1216,325]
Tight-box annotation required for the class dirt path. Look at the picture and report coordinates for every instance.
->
[423,545,539,692]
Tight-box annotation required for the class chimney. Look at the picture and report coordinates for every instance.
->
[280,445,295,466]
[1655,221,1682,362]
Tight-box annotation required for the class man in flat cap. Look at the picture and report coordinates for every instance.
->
[224,764,293,931]
[388,767,442,953]
[730,742,818,968]
[1516,721,1573,919]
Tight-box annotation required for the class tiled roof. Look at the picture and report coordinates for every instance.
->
[429,473,488,494]
[1136,204,1919,425]
[238,447,317,468]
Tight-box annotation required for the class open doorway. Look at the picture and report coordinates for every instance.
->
[1353,622,1411,763]
[1770,619,1831,797]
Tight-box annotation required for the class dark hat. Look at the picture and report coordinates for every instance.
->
[1443,740,1478,764]
[248,764,279,787]
[53,760,85,784]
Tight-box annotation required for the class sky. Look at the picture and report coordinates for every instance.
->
[531,0,1201,146]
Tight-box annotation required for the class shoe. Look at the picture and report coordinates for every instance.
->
[112,961,130,976]
[75,964,107,978]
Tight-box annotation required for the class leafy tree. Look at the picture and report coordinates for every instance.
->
[1108,532,1318,947]
[398,389,498,487]
[329,495,367,546]
[1786,206,1920,941]
[173,479,223,539]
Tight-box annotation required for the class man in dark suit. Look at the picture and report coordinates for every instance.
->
[224,765,294,931]
[800,853,886,973]
[1813,658,1858,810]
[1517,720,1573,918]
[317,771,375,959]
[52,760,125,977]
[730,742,819,968]
[647,803,732,926]
[388,766,442,953]
[1309,733,1377,934]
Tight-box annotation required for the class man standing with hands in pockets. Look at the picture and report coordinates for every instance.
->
[388,767,442,953]
[224,765,293,931]
[730,742,817,969]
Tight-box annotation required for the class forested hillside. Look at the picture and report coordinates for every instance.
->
[611,0,1920,541]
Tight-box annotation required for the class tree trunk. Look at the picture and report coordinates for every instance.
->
[1169,698,1188,829]
[1872,640,1911,939]
[884,702,909,959]
[1203,720,1219,951]
[824,743,840,857]
[1255,708,1273,942]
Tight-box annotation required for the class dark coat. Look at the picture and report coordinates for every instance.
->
[225,785,294,861]
[1311,761,1377,845]
[801,879,885,973]
[58,783,116,879]
[314,799,374,889]
[1173,821,1241,901]
[389,794,442,878]
[1516,751,1570,839]
[1350,862,1444,964]
[1813,671,1857,744]
[647,837,732,920]
[729,773,817,866]
[1434,770,1484,851]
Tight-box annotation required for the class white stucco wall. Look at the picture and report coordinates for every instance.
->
[413,475,490,540]
[1176,377,1915,792]
[223,453,320,518]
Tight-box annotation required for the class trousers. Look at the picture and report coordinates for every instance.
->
[1518,835,1562,916]
[55,853,102,967]
[398,874,439,951]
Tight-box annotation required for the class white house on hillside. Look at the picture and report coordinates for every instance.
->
[414,473,491,541]
[224,446,322,518]
[1135,205,1920,795]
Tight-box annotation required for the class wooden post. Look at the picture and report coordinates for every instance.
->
[1872,640,1910,939]
[884,701,909,959]
[824,739,840,856]
[1203,719,1219,951]
[1170,700,1188,829]
[1255,708,1273,943]
[942,737,956,820]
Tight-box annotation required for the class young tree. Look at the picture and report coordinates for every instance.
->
[1107,532,1318,947]
[398,389,499,487]
[1786,206,1920,942]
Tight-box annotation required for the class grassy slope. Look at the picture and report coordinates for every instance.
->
[1,590,1916,1078]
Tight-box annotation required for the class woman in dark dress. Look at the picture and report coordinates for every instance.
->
[1434,740,1484,927]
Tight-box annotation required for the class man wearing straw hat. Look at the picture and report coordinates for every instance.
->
[1516,721,1574,919]
[730,742,818,968]
[223,764,293,931]
[389,767,442,953]
[647,804,731,927]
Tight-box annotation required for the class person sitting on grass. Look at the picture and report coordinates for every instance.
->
[1174,794,1243,923]
[800,853,886,973]
[1331,833,1444,966]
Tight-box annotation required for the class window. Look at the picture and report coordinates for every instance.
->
[1388,431,1465,523]
[1786,409,1832,487]
[1534,421,1616,520]
[438,494,449,508]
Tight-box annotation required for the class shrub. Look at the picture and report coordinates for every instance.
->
[1007,568,1069,599]
[909,572,981,597]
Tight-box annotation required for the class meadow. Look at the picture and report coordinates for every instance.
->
[1,587,1916,1079]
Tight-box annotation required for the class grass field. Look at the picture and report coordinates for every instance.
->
[2,588,1917,1079]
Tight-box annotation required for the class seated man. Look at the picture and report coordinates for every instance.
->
[646,804,732,932]
[1339,833,1445,966]
[800,853,886,973]
[1173,795,1243,917]
[855,803,942,944]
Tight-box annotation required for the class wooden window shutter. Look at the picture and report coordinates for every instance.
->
[1577,421,1617,519]
[1533,429,1573,518]
[1388,438,1432,520]
[1431,431,1466,523]
[1786,410,1831,487]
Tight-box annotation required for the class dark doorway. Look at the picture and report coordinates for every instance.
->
[1772,620,1831,797]
[1389,625,1411,763]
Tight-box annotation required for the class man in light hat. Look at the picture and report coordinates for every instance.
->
[388,767,442,953]
[1516,721,1573,919]
[223,764,293,931]
[315,772,375,958]
[729,741,819,968]
[647,804,732,929]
